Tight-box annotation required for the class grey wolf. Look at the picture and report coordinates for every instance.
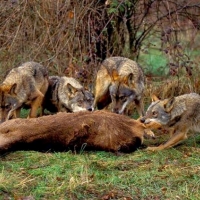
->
[0,110,155,153]
[42,76,94,113]
[141,93,200,151]
[0,61,49,122]
[93,56,145,116]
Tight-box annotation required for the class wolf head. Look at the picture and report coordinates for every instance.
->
[109,71,138,114]
[0,83,18,122]
[60,83,94,113]
[140,95,181,129]
[68,88,94,112]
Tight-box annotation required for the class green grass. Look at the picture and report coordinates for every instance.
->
[139,49,168,77]
[2,107,200,199]
[1,69,200,199]
[0,133,200,200]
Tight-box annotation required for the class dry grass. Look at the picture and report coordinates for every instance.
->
[1,0,200,93]
[0,0,108,89]
[144,69,200,105]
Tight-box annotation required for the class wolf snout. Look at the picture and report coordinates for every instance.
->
[140,117,150,124]
[140,117,146,123]
[114,109,119,114]
[87,107,93,111]
[113,108,124,114]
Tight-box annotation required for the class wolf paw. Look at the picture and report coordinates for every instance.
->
[146,146,163,151]
[144,129,155,139]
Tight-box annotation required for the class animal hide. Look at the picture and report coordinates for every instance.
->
[0,111,147,153]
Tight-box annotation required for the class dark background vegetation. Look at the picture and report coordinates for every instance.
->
[1,0,200,100]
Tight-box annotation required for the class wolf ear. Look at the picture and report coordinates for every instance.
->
[128,73,134,82]
[163,96,186,119]
[112,69,119,81]
[0,83,17,95]
[125,73,134,85]
[163,97,175,112]
[9,83,17,95]
[66,83,77,94]
[151,94,159,102]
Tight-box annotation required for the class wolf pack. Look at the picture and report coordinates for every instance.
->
[0,56,199,151]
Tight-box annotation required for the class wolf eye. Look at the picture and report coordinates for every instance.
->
[152,111,158,117]
[5,105,10,109]
[120,96,126,102]
[1,104,11,109]
[87,99,93,103]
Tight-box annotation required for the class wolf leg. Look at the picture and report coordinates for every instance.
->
[13,108,21,118]
[6,103,22,121]
[93,82,111,110]
[135,98,144,117]
[29,90,44,118]
[147,129,188,151]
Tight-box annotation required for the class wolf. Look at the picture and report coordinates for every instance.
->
[141,93,200,151]
[92,56,145,116]
[42,76,94,113]
[0,61,49,122]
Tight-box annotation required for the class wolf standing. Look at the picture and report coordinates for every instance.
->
[141,93,200,151]
[93,56,145,116]
[0,61,49,122]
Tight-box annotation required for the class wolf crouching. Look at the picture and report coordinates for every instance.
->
[0,61,49,122]
[93,56,145,116]
[141,93,200,151]
[42,76,94,113]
